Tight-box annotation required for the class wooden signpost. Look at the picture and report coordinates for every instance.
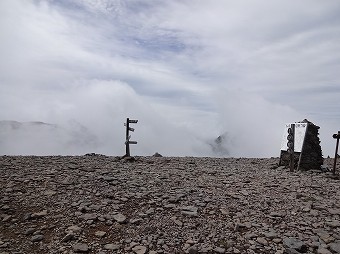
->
[332,131,340,175]
[287,124,295,172]
[124,118,138,157]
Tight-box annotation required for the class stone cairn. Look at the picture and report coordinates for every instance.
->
[280,119,323,170]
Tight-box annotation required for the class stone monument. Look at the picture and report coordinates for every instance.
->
[279,119,323,171]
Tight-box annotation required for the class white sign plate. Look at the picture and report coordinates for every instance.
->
[280,123,308,152]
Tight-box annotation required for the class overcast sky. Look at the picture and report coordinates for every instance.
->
[0,0,339,157]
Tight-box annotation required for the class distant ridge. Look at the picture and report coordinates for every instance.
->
[0,120,97,155]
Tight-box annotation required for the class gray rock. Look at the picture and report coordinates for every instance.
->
[94,231,106,237]
[66,225,82,234]
[269,211,284,217]
[103,243,120,250]
[214,247,226,253]
[283,237,307,252]
[61,233,75,242]
[257,237,268,245]
[180,206,198,217]
[284,249,301,254]
[187,245,198,254]
[132,245,147,254]
[263,230,278,239]
[317,247,332,254]
[73,243,89,252]
[328,208,340,215]
[145,208,154,215]
[80,213,97,221]
[325,220,340,228]
[329,241,340,253]
[24,228,35,235]
[31,210,47,218]
[113,213,127,223]
[31,234,44,242]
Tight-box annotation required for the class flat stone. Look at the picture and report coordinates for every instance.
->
[273,238,282,243]
[263,231,278,239]
[164,204,176,208]
[257,237,268,245]
[145,208,154,215]
[95,231,106,237]
[328,208,340,215]
[113,213,127,223]
[24,228,35,235]
[180,206,198,217]
[325,220,340,228]
[31,234,44,242]
[187,245,198,254]
[31,210,48,218]
[73,243,89,252]
[317,247,332,254]
[220,208,228,215]
[132,245,147,254]
[214,247,225,253]
[173,219,183,227]
[2,215,11,222]
[61,233,75,242]
[329,241,340,253]
[130,218,143,224]
[66,225,82,233]
[44,190,57,196]
[269,211,284,217]
[103,244,120,250]
[80,213,97,221]
[285,249,301,254]
[244,233,257,239]
[283,237,307,252]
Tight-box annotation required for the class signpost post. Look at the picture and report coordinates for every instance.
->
[332,131,340,175]
[287,124,295,172]
[124,118,138,157]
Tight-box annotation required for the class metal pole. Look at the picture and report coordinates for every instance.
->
[333,131,340,175]
[125,118,130,157]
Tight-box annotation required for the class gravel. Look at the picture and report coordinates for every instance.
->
[0,155,340,253]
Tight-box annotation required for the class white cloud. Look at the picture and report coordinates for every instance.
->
[0,0,339,157]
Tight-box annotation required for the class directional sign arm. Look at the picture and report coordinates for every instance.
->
[125,141,137,145]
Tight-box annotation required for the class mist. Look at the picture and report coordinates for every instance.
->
[0,80,329,157]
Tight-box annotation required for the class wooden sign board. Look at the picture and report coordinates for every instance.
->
[280,123,308,152]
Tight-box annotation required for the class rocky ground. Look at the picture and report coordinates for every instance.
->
[1,155,340,254]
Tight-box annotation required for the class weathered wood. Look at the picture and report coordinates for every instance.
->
[125,118,130,157]
[333,131,340,175]
[124,118,138,157]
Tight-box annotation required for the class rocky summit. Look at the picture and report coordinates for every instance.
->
[0,155,340,254]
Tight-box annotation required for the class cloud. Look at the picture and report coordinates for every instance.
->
[0,79,215,156]
[0,0,339,157]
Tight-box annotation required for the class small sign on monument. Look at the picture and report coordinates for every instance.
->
[280,123,307,153]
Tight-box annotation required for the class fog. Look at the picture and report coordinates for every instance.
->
[1,81,332,157]
[0,0,339,157]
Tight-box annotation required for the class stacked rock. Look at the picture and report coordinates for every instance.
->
[298,119,323,170]
[280,119,323,171]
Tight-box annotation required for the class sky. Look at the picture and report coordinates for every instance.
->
[0,0,339,157]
